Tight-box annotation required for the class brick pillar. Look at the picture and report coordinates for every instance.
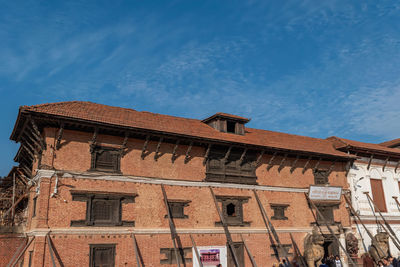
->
[32,235,47,267]
[36,178,51,228]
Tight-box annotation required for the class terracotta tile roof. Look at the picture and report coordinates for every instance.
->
[327,136,400,157]
[17,101,352,158]
[379,138,400,148]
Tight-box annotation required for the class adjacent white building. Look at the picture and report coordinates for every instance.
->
[328,137,400,258]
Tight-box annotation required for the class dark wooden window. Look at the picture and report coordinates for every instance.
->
[90,244,115,267]
[316,204,336,225]
[215,196,250,226]
[160,247,192,264]
[205,146,258,185]
[370,179,387,212]
[226,121,236,133]
[227,242,245,267]
[71,192,135,227]
[90,146,121,173]
[314,169,329,185]
[165,200,190,219]
[270,204,289,220]
[32,197,37,218]
[270,244,293,257]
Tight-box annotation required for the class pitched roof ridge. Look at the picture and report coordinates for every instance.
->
[379,138,400,147]
[23,100,91,110]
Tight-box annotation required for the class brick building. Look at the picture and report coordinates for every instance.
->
[1,101,356,266]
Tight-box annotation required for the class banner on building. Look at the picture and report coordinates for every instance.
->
[308,186,342,201]
[192,246,227,267]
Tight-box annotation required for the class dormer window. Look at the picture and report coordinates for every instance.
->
[202,113,250,135]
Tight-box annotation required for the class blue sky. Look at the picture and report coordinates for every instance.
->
[1,0,400,176]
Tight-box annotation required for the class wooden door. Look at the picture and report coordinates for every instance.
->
[370,179,387,212]
[227,242,244,267]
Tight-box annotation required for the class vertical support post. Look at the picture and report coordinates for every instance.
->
[161,184,181,267]
[209,187,241,267]
[190,234,203,267]
[240,234,258,267]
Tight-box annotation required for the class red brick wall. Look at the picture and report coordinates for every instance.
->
[0,235,25,266]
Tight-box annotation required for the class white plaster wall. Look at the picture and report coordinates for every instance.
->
[348,159,400,257]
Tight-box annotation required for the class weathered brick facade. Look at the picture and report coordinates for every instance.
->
[1,102,355,267]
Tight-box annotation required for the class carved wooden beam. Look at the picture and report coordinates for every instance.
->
[21,165,32,178]
[184,141,193,164]
[367,154,374,170]
[223,146,232,163]
[154,137,163,161]
[382,157,389,172]
[255,150,265,166]
[203,144,212,165]
[238,148,248,166]
[29,116,46,149]
[141,135,150,160]
[313,158,321,172]
[23,139,37,156]
[290,155,300,173]
[266,152,277,171]
[16,118,29,142]
[302,156,312,174]
[55,123,64,150]
[171,140,180,163]
[395,160,400,173]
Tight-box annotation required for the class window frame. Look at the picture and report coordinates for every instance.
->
[90,146,122,173]
[70,192,136,227]
[164,200,191,219]
[89,244,116,267]
[215,195,251,226]
[270,203,289,220]
[313,169,329,185]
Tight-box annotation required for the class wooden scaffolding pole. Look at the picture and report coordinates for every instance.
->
[5,237,28,267]
[161,184,182,267]
[46,234,57,267]
[253,189,291,266]
[289,233,307,267]
[209,187,241,267]
[190,234,203,267]
[305,194,356,267]
[364,192,400,250]
[7,236,35,267]
[240,234,258,267]
[132,234,143,267]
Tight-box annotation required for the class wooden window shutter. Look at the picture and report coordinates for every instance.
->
[370,179,387,212]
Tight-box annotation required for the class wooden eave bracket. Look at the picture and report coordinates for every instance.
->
[171,140,180,163]
[203,143,212,165]
[382,157,389,172]
[154,137,164,161]
[301,156,312,174]
[55,123,64,150]
[89,127,98,153]
[223,146,232,164]
[395,160,400,173]
[266,152,277,171]
[255,150,265,167]
[277,153,288,172]
[327,160,336,174]
[367,154,374,170]
[290,155,300,173]
[29,116,46,150]
[141,135,150,160]
[184,141,194,164]
[119,132,129,156]
[313,157,322,172]
[238,148,248,166]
